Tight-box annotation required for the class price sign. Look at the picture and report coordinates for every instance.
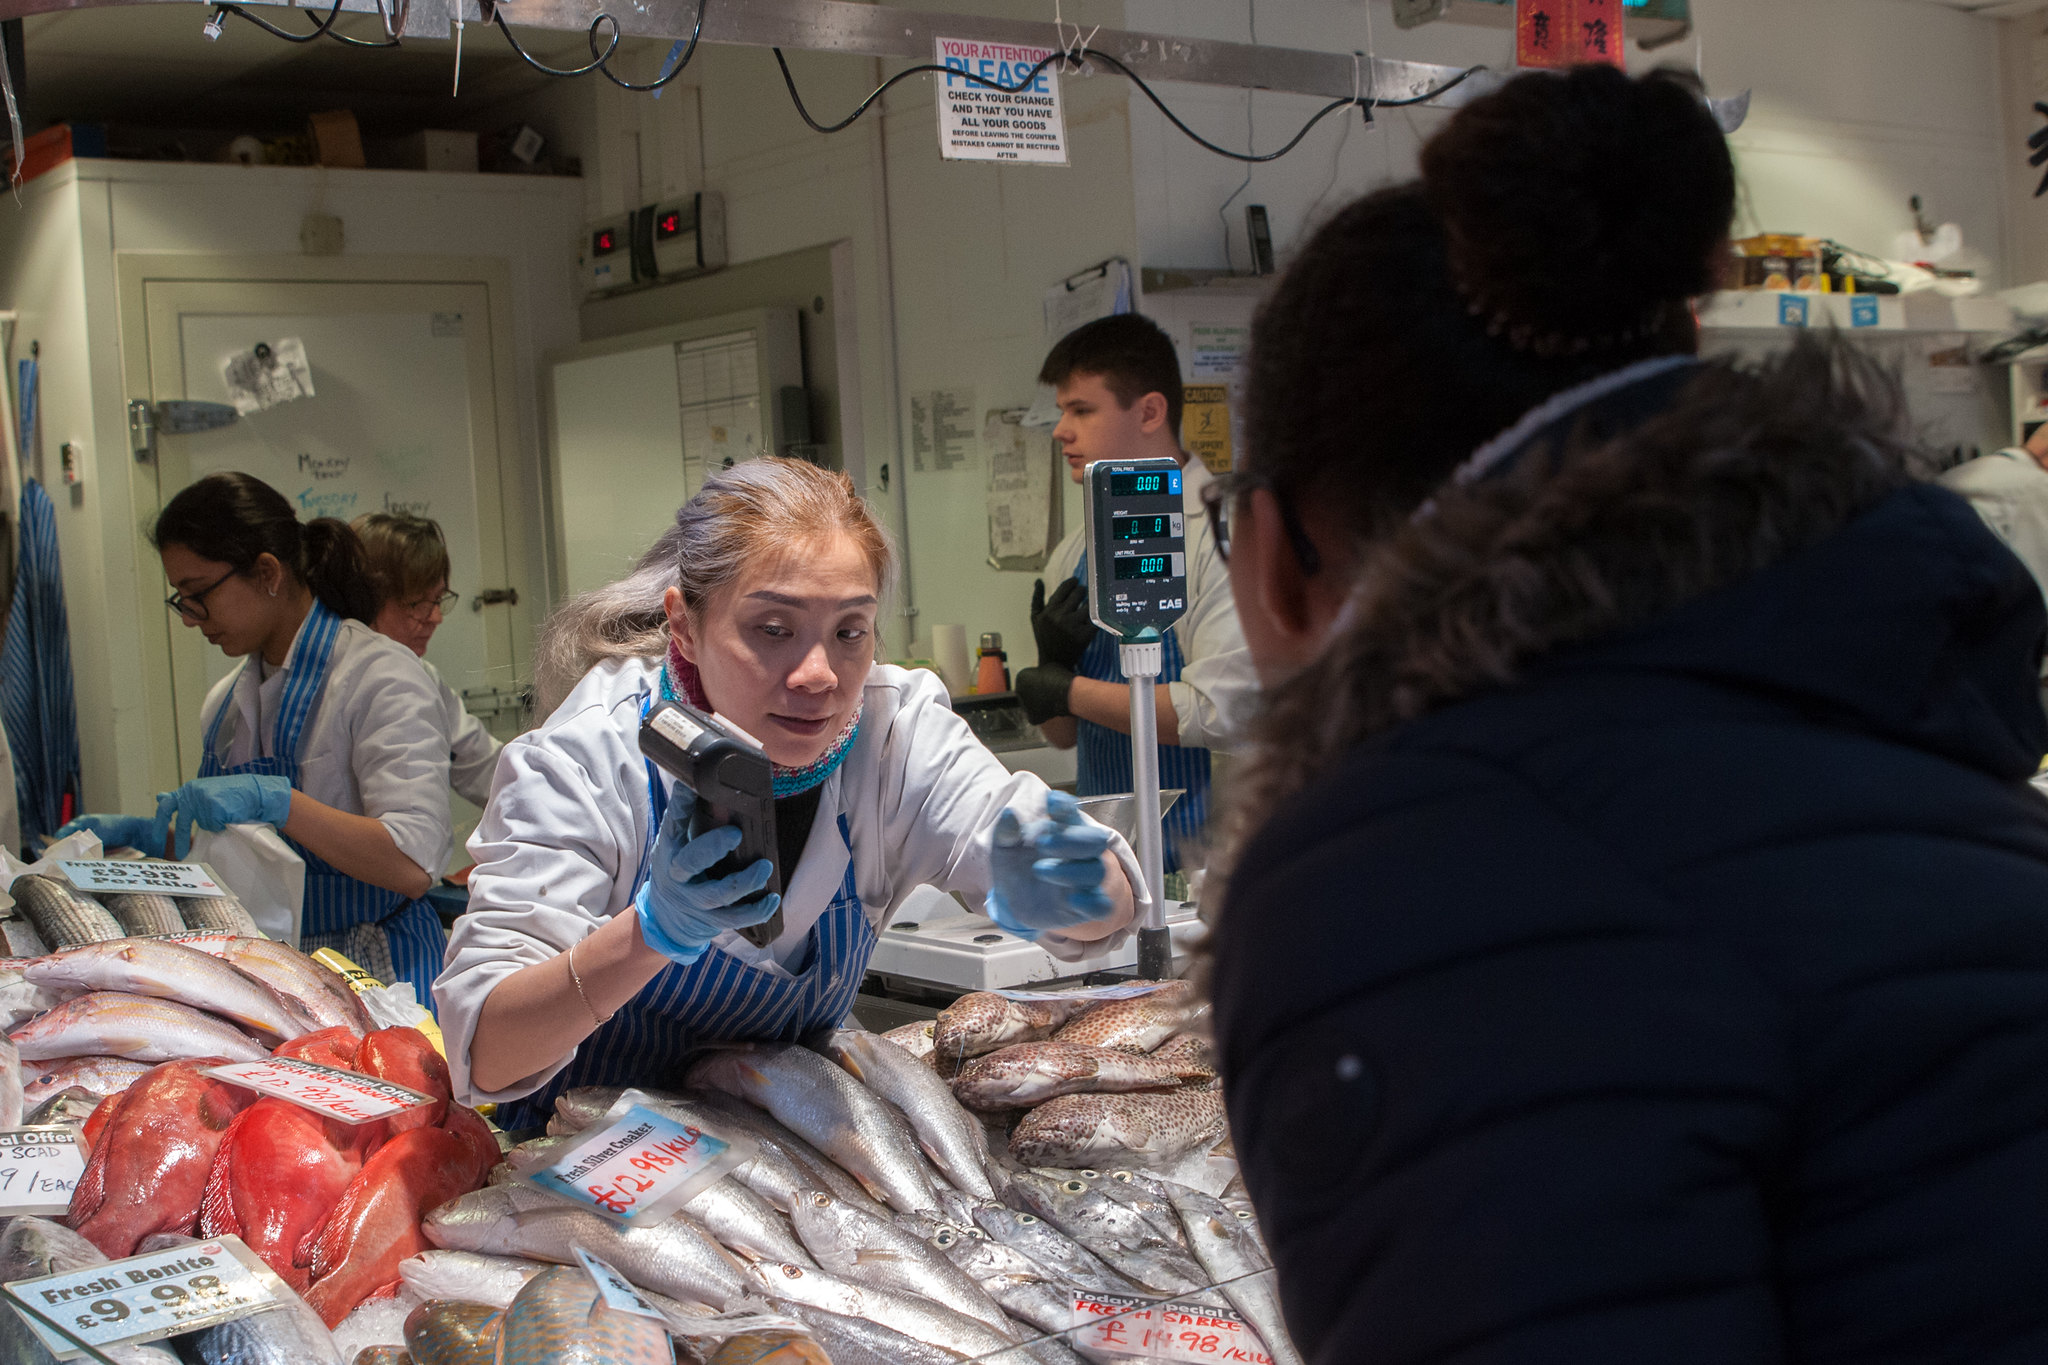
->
[4,1236,275,1359]
[0,1128,86,1217]
[201,1058,435,1125]
[573,1248,665,1321]
[526,1104,740,1223]
[1069,1293,1275,1365]
[56,861,226,898]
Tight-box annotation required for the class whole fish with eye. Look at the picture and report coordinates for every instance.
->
[21,1054,152,1103]
[160,936,373,1037]
[1009,1086,1226,1171]
[826,1028,997,1200]
[0,1217,184,1365]
[99,892,187,937]
[689,1086,895,1217]
[950,1039,1213,1112]
[969,1203,1140,1296]
[1007,1171,1209,1296]
[1164,1183,1304,1365]
[7,990,271,1063]
[787,1190,1017,1337]
[10,874,124,948]
[495,1264,675,1365]
[25,1085,102,1126]
[69,1060,260,1258]
[1050,981,1204,1055]
[688,1045,939,1217]
[23,939,319,1041]
[752,1260,1025,1361]
[1056,1168,1189,1249]
[931,1223,1078,1337]
[930,992,1098,1065]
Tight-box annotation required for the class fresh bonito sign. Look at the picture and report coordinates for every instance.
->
[935,38,1069,164]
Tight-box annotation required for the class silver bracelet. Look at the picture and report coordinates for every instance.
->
[567,937,613,1027]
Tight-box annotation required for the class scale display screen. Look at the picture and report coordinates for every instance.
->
[1114,555,1172,581]
[1111,514,1178,542]
[1109,470,1180,498]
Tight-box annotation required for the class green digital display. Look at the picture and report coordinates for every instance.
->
[1114,555,1170,581]
[1110,471,1179,497]
[1112,515,1171,542]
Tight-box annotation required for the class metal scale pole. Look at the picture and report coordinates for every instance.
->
[1123,636,1173,980]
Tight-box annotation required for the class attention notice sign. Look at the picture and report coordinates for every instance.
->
[934,38,1068,164]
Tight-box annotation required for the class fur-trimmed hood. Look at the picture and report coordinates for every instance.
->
[1224,338,2048,851]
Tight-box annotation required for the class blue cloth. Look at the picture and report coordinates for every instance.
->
[1073,564,1208,871]
[495,758,876,1132]
[1213,477,2048,1362]
[200,600,447,1010]
[0,474,81,845]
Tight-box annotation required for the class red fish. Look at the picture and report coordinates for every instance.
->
[272,1025,362,1070]
[68,1059,255,1258]
[300,1123,497,1326]
[200,1097,372,1291]
[355,1027,451,1133]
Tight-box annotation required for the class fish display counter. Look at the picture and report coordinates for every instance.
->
[1,859,1293,1365]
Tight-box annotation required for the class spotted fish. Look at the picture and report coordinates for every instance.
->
[1050,981,1205,1054]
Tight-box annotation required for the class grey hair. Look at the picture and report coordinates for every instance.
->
[532,458,895,716]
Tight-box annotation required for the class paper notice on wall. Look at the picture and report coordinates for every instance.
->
[1045,259,1133,346]
[1181,385,1234,476]
[1189,324,1251,380]
[221,338,316,415]
[911,388,978,473]
[934,37,1068,164]
[986,407,1057,570]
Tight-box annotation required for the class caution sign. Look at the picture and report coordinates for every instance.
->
[1181,385,1233,476]
[934,38,1068,165]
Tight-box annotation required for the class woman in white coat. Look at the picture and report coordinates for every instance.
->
[439,458,1143,1123]
[60,473,453,1002]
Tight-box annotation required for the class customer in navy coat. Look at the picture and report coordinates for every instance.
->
[1208,66,2048,1363]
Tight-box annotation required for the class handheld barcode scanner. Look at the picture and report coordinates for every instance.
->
[639,698,783,949]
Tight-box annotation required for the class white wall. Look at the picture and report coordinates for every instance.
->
[0,160,581,814]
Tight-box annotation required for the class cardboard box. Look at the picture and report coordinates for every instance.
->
[398,130,479,174]
[308,110,366,169]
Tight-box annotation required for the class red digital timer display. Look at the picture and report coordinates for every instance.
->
[591,228,618,256]
[654,211,683,241]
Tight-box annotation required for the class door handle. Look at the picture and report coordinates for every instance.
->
[471,588,520,612]
[129,399,239,463]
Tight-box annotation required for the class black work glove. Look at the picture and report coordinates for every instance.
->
[1031,577,1097,671]
[1015,664,1076,725]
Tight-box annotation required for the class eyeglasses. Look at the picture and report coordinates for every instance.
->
[406,589,460,619]
[165,568,239,622]
[1201,472,1322,576]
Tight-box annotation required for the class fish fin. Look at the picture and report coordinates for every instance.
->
[198,1112,245,1238]
[67,1116,110,1229]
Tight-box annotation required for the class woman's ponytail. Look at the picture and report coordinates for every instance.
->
[300,518,379,624]
[152,472,378,625]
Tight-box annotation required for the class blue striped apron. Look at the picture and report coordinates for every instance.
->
[494,752,875,1133]
[199,600,447,1012]
[1073,563,1209,873]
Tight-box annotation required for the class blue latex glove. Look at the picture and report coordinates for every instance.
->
[53,812,171,856]
[633,787,781,966]
[986,790,1116,940]
[157,775,295,859]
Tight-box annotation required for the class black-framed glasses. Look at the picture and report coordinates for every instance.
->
[1201,472,1322,576]
[165,568,239,622]
[406,589,460,619]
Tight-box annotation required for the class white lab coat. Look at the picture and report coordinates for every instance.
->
[420,658,505,808]
[198,615,454,879]
[1044,457,1257,749]
[437,658,1146,1106]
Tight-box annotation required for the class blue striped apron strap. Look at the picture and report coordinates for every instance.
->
[271,601,343,768]
[1073,621,1209,872]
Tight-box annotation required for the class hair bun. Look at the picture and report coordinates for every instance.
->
[1419,66,1735,355]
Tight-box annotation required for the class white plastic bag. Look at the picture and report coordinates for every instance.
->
[189,822,304,945]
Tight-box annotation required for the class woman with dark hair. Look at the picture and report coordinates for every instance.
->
[353,511,505,807]
[1209,67,2048,1361]
[60,473,454,1004]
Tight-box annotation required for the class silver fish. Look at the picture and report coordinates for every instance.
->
[10,875,124,948]
[0,966,63,1030]
[1073,1168,1189,1249]
[176,886,264,937]
[25,1086,103,1127]
[969,1203,1139,1297]
[932,1223,1078,1336]
[24,939,319,1040]
[931,992,1096,1065]
[19,1054,150,1103]
[398,1249,547,1311]
[879,1019,936,1060]
[688,1045,938,1217]
[0,1036,19,1126]
[751,1260,1023,1360]
[689,1086,897,1217]
[0,1216,183,1364]
[788,1190,1016,1338]
[770,1300,974,1365]
[423,1182,755,1310]
[828,1028,997,1200]
[99,893,187,937]
[1009,1087,1226,1170]
[218,937,372,1035]
[1166,1184,1303,1365]
[6,990,269,1062]
[951,1040,1209,1112]
[548,1083,691,1132]
[1008,1172,1208,1296]
[1050,981,1204,1054]
[496,1263,674,1365]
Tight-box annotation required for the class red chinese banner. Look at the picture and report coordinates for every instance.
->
[1570,0,1626,67]
[1516,0,1568,69]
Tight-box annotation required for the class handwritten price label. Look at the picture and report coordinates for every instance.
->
[1070,1293,1275,1364]
[4,1236,274,1359]
[526,1104,738,1224]
[57,860,227,898]
[202,1058,435,1125]
[0,1128,86,1218]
